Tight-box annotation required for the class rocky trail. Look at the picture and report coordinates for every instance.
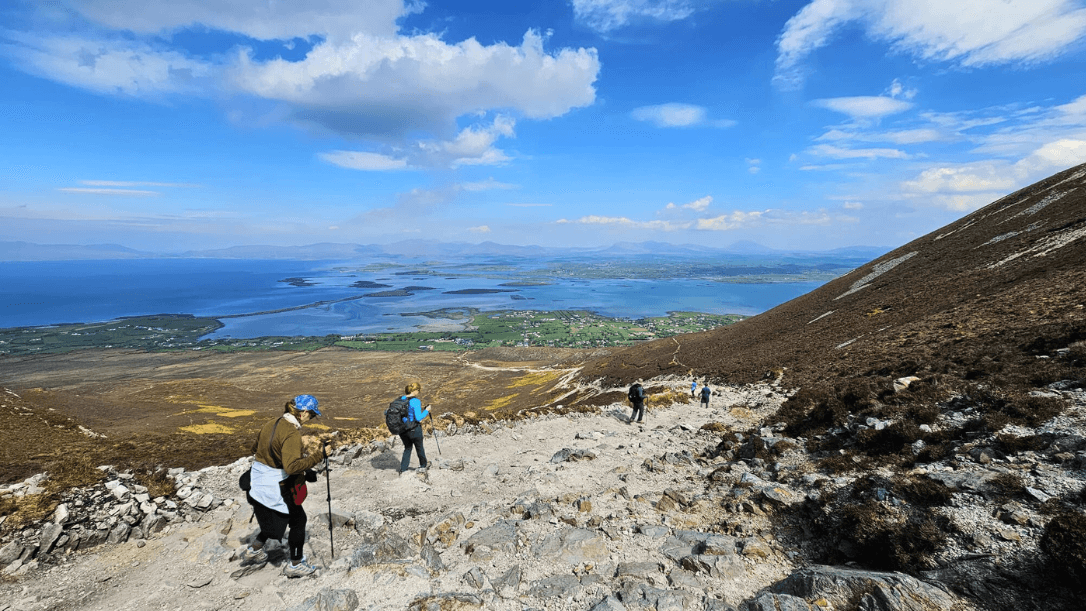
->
[6,373,1083,611]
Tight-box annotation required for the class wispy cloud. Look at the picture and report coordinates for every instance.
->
[57,188,159,196]
[631,103,736,128]
[775,0,1086,89]
[468,225,491,233]
[808,144,910,159]
[811,96,913,120]
[319,117,516,170]
[571,0,701,33]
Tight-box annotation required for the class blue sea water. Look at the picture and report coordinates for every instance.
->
[0,259,827,339]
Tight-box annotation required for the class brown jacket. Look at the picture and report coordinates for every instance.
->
[251,417,323,476]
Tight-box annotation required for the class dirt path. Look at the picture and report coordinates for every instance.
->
[0,381,790,611]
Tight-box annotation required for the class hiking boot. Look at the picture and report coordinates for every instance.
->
[283,559,318,578]
[241,546,267,564]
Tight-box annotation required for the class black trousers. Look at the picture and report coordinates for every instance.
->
[630,401,644,422]
[399,426,428,471]
[248,485,307,562]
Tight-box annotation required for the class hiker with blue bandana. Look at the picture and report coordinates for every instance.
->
[398,381,430,473]
[241,394,325,578]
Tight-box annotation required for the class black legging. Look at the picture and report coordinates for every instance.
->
[630,401,644,422]
[249,486,307,562]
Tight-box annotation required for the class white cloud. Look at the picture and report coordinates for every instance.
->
[664,195,712,212]
[5,6,601,163]
[746,158,761,174]
[812,96,913,120]
[843,201,864,210]
[900,138,1086,210]
[808,144,909,159]
[775,0,1086,89]
[468,225,491,233]
[571,0,700,33]
[630,103,735,129]
[696,210,765,230]
[320,117,516,170]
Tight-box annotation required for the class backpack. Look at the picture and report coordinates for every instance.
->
[385,396,417,435]
[628,383,645,402]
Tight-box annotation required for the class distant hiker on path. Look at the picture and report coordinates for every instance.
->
[691,380,698,399]
[700,385,711,408]
[628,381,646,424]
[242,394,324,578]
[396,381,430,473]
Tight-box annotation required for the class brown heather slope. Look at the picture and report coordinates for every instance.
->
[580,162,1086,395]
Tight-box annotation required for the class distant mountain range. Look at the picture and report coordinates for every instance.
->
[0,239,888,262]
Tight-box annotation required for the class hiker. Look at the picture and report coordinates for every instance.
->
[398,381,431,473]
[700,384,711,408]
[241,394,324,578]
[628,381,646,424]
[690,379,698,399]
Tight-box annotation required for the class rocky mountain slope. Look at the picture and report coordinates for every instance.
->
[2,164,1086,611]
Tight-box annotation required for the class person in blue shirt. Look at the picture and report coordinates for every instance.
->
[398,381,431,473]
[691,379,698,399]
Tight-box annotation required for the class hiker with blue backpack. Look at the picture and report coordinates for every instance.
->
[387,381,430,473]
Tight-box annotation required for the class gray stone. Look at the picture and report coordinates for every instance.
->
[420,545,445,572]
[285,587,359,611]
[526,501,554,520]
[427,511,465,547]
[462,520,519,555]
[615,562,665,584]
[742,593,815,611]
[353,510,385,534]
[589,596,627,611]
[551,448,597,463]
[349,530,417,568]
[769,565,962,611]
[668,569,706,591]
[532,527,609,566]
[407,594,483,611]
[528,575,583,599]
[40,523,64,554]
[679,554,745,579]
[492,565,523,597]
[107,523,131,545]
[655,590,696,611]
[637,524,670,538]
[144,514,167,534]
[0,542,24,566]
[53,503,70,525]
[463,566,487,589]
[316,508,353,529]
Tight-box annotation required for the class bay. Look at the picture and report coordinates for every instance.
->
[0,258,828,339]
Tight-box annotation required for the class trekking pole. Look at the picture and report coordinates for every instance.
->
[322,441,334,559]
[428,413,442,455]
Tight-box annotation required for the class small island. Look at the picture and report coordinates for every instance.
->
[443,288,519,295]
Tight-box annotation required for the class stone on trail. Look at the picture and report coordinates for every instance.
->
[768,565,965,611]
[531,527,609,566]
[286,587,360,611]
[407,593,483,611]
[590,596,627,611]
[461,520,518,556]
[40,523,64,554]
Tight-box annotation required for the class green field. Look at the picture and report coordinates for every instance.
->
[0,310,747,356]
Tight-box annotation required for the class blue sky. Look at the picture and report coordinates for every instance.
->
[2,0,1086,253]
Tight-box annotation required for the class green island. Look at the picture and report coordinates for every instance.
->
[0,310,747,356]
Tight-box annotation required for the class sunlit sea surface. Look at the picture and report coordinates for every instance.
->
[0,259,828,339]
